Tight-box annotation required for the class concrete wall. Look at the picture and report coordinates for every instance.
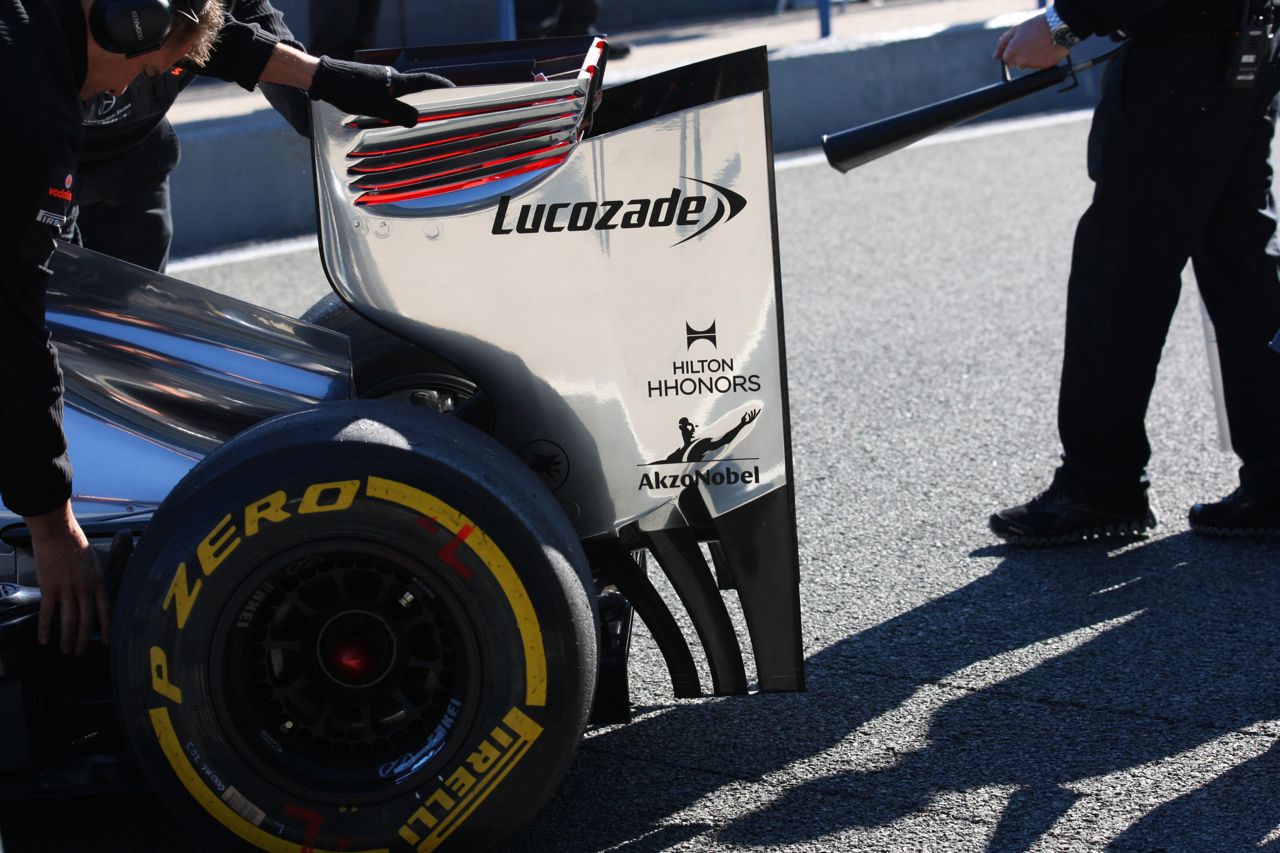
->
[168,20,1105,255]
[172,111,314,253]
[599,0,779,30]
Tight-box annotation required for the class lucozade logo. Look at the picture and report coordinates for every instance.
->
[490,177,747,246]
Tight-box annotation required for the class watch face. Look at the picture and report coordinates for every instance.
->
[1052,28,1080,48]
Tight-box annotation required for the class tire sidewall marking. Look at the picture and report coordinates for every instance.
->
[141,474,549,851]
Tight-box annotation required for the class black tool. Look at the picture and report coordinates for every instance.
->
[822,43,1125,173]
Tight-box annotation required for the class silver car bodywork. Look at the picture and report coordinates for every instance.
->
[4,40,802,696]
[6,245,351,535]
[314,40,801,693]
[315,43,790,543]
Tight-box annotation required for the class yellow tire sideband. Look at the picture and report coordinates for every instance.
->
[146,475,551,851]
[364,475,548,706]
[150,707,389,853]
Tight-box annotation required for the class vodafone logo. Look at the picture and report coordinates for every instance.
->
[48,173,74,202]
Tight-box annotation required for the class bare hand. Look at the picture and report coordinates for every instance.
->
[742,408,761,425]
[28,502,111,654]
[993,15,1069,71]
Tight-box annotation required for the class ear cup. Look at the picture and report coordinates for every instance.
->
[88,0,175,55]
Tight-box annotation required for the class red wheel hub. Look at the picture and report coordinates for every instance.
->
[316,611,397,688]
[331,639,375,680]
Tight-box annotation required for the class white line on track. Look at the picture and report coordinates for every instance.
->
[168,110,1095,271]
[167,234,318,274]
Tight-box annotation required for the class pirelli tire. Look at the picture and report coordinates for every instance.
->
[112,401,597,853]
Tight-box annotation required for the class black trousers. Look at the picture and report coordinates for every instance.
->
[69,120,180,273]
[1057,38,1280,501]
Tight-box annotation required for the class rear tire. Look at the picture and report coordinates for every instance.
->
[113,401,596,852]
[302,294,477,412]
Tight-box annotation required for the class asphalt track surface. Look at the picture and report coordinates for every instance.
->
[5,111,1279,852]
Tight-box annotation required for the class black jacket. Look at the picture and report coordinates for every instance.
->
[0,0,307,517]
[0,0,86,517]
[80,0,310,162]
[1054,0,1243,39]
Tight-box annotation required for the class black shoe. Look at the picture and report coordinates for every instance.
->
[989,485,1157,546]
[1188,487,1280,539]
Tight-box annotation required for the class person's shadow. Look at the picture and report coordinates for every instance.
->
[512,533,1280,852]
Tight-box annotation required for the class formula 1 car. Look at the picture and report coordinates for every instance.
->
[0,36,802,852]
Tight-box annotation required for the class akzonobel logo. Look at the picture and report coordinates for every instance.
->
[491,177,746,246]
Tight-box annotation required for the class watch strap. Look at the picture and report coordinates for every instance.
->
[1044,5,1082,48]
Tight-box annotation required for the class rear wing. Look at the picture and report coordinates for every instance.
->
[312,40,803,700]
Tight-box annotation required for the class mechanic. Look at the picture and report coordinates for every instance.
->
[0,0,451,655]
[988,0,1280,545]
[70,0,315,271]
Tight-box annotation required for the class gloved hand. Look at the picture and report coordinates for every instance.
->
[309,56,454,128]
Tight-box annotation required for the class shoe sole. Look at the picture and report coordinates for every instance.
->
[1188,523,1280,540]
[990,513,1157,547]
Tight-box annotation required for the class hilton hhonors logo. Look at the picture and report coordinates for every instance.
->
[647,321,761,399]
[686,321,716,350]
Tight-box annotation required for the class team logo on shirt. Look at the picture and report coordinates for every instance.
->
[84,91,134,126]
[37,168,75,227]
[48,179,73,203]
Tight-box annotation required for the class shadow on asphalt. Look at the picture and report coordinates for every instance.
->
[519,532,1280,851]
[5,535,1278,851]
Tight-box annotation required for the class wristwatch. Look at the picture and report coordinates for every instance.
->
[1044,5,1081,48]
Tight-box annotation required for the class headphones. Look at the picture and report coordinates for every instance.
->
[88,0,200,57]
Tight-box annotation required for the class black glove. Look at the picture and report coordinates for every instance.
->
[309,56,454,128]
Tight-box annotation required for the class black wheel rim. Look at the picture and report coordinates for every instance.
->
[211,539,481,803]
